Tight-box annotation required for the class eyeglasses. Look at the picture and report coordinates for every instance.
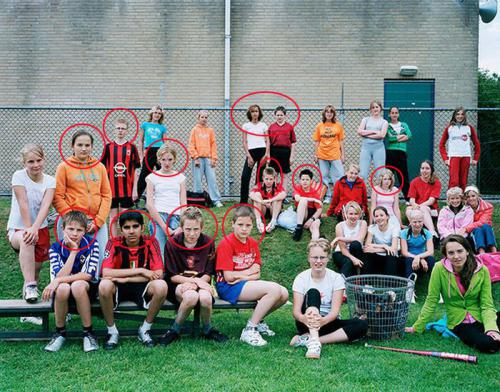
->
[115,127,127,130]
[309,256,328,261]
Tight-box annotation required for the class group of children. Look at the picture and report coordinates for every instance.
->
[5,103,498,358]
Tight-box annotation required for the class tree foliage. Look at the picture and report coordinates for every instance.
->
[478,69,500,194]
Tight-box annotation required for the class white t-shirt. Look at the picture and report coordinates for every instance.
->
[368,222,400,256]
[146,172,186,214]
[7,169,56,230]
[243,121,268,150]
[292,268,345,316]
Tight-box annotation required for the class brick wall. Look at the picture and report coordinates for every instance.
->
[0,0,478,108]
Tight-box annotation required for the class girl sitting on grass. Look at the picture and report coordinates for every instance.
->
[291,239,368,359]
[464,185,497,254]
[406,235,499,353]
[369,168,402,229]
[400,209,435,283]
[437,187,473,240]
[331,201,368,277]
[363,206,400,276]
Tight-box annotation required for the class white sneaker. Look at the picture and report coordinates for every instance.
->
[44,332,66,352]
[257,321,275,337]
[83,333,99,352]
[256,221,265,234]
[24,285,39,303]
[214,201,223,208]
[323,197,331,204]
[240,327,267,347]
[290,333,310,348]
[20,316,43,326]
[305,338,322,359]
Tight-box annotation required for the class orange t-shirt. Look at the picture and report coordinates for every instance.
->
[312,122,345,160]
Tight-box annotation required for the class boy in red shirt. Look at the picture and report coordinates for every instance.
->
[216,206,288,346]
[102,118,141,235]
[161,207,228,345]
[292,169,323,241]
[99,211,168,349]
[249,166,287,233]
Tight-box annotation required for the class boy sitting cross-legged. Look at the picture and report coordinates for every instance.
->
[216,205,288,346]
[160,206,228,345]
[292,169,323,241]
[249,166,287,233]
[99,211,168,349]
[43,211,100,352]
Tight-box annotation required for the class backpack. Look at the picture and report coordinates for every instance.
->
[186,190,213,207]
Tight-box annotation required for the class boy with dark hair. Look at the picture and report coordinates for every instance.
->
[216,206,288,346]
[160,207,228,345]
[43,211,100,352]
[99,211,168,348]
[292,169,323,241]
[102,118,141,234]
[249,166,287,233]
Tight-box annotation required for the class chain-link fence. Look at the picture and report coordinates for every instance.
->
[0,107,498,198]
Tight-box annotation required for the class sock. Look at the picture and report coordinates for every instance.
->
[246,320,257,330]
[56,326,66,337]
[203,323,212,334]
[140,320,153,333]
[25,281,37,288]
[83,325,93,336]
[172,322,181,333]
[107,324,119,335]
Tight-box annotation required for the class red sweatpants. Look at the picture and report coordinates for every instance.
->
[448,157,470,190]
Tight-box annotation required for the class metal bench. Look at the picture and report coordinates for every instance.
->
[0,298,256,341]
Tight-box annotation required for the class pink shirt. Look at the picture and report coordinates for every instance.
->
[454,273,476,324]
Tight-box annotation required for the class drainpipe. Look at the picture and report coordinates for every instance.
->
[223,0,231,196]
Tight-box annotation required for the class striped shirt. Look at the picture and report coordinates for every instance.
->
[102,142,141,199]
[49,235,99,282]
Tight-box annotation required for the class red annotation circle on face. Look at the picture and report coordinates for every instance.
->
[369,165,404,197]
[230,91,301,137]
[108,209,157,251]
[102,107,140,144]
[291,164,323,195]
[256,157,284,190]
[58,123,106,170]
[144,138,190,178]
[221,203,266,245]
[53,207,98,252]
[165,204,219,251]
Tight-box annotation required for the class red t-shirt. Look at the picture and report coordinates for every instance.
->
[269,122,296,148]
[215,233,261,283]
[251,183,285,200]
[293,186,322,210]
[408,177,442,210]
[101,236,164,272]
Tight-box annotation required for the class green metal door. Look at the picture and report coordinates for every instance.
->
[383,80,435,181]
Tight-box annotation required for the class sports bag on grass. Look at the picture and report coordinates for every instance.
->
[186,190,213,207]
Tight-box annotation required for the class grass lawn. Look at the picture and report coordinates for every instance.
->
[0,197,498,392]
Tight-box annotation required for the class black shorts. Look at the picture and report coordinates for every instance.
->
[295,207,317,224]
[111,197,134,209]
[270,146,292,174]
[114,282,152,309]
[62,282,99,310]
